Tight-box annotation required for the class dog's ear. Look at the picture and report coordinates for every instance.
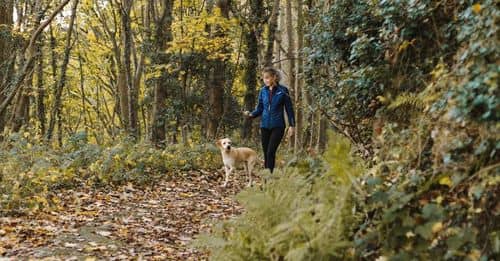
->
[215,139,221,148]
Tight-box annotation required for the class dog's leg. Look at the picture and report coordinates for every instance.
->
[243,163,248,184]
[247,161,254,187]
[223,165,232,187]
[223,165,229,187]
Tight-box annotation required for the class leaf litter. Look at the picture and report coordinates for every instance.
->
[0,170,250,260]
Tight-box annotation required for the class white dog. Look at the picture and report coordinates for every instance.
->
[216,138,258,187]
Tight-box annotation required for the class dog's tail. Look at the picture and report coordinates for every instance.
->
[258,158,265,166]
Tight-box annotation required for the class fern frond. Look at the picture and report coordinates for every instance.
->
[387,93,425,112]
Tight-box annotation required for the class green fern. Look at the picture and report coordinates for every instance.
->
[387,93,425,112]
[383,93,426,123]
[193,131,363,260]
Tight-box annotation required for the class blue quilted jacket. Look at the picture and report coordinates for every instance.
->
[250,84,295,129]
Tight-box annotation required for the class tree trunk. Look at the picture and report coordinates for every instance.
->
[151,0,174,146]
[0,0,14,135]
[264,0,280,67]
[46,0,79,142]
[206,0,230,139]
[285,0,296,151]
[207,60,226,139]
[94,1,128,132]
[117,69,130,131]
[0,0,70,138]
[120,0,138,139]
[11,0,45,132]
[318,114,327,152]
[295,0,304,152]
[36,39,45,135]
[0,0,13,82]
[242,30,259,140]
[10,76,31,132]
[242,0,264,140]
[78,53,87,133]
[276,1,285,71]
[303,0,314,149]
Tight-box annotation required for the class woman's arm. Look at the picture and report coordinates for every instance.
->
[250,89,264,118]
[284,88,295,127]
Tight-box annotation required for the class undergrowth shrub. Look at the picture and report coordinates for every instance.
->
[194,132,363,260]
[304,0,499,259]
[0,131,220,215]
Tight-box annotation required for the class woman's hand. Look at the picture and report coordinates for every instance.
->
[243,111,252,118]
[287,127,295,138]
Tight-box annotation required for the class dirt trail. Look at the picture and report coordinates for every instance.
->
[0,171,248,260]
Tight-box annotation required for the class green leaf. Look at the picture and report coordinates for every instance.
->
[367,176,382,186]
[447,235,465,250]
[370,190,389,204]
[415,222,434,240]
[402,215,416,227]
[490,231,499,254]
[451,173,466,187]
[422,204,444,221]
[470,185,484,200]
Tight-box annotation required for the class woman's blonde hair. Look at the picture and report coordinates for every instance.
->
[262,66,282,83]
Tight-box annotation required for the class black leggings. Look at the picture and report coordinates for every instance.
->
[261,127,285,173]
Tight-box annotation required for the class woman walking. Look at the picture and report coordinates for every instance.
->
[245,67,295,173]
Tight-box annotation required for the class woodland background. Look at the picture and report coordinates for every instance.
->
[0,0,498,260]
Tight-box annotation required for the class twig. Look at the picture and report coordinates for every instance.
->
[467,162,500,181]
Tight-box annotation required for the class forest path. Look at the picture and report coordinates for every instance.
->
[1,170,250,260]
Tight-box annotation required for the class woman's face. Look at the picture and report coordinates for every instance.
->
[263,72,277,87]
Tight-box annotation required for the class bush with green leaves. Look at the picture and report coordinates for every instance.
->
[0,131,220,215]
[303,0,384,145]
[354,117,499,260]
[448,0,498,122]
[302,0,499,259]
[194,132,363,260]
[303,0,461,145]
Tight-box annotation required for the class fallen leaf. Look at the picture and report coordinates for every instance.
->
[431,222,443,233]
[64,242,79,248]
[439,176,452,187]
[96,230,112,237]
[472,3,481,14]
